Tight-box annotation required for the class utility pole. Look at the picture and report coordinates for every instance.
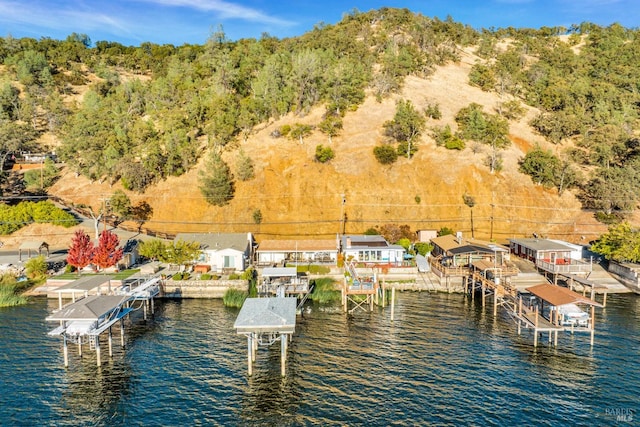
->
[98,196,111,234]
[339,194,346,236]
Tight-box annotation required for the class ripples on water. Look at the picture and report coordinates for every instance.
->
[1,292,639,426]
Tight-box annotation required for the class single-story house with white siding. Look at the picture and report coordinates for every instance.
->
[174,232,255,272]
[339,234,405,266]
[256,239,338,265]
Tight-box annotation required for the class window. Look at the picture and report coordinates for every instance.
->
[224,256,235,268]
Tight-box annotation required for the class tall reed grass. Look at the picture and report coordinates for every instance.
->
[223,288,248,308]
[309,278,340,303]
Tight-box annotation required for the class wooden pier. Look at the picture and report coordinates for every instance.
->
[341,261,378,314]
[234,297,297,377]
[516,283,602,347]
[46,276,161,367]
[460,258,604,347]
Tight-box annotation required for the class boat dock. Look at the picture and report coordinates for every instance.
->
[46,275,160,367]
[342,261,379,314]
[233,297,297,376]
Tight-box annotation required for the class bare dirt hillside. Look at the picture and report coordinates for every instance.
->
[47,49,607,246]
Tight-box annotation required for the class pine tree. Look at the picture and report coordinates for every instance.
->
[66,230,94,270]
[92,230,123,271]
[199,153,235,206]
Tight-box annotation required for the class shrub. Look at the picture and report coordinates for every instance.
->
[414,242,434,256]
[172,272,190,280]
[315,144,335,163]
[373,144,398,164]
[25,255,47,280]
[444,137,465,150]
[200,273,212,280]
[228,273,241,280]
[424,103,442,119]
[279,124,291,137]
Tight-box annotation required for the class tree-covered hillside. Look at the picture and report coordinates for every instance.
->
[1,7,639,240]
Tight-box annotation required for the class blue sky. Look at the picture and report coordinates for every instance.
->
[0,0,637,46]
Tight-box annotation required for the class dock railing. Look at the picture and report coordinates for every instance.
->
[536,259,592,274]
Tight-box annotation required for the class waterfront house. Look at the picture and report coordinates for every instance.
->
[256,239,337,266]
[174,232,255,273]
[429,233,515,279]
[339,234,404,266]
[509,238,592,277]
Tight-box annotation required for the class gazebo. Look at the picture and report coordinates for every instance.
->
[18,241,49,261]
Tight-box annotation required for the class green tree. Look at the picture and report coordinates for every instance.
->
[519,147,560,187]
[455,103,510,172]
[289,123,313,144]
[109,190,132,223]
[165,239,202,266]
[414,242,434,256]
[199,152,235,206]
[23,158,58,189]
[235,150,255,181]
[590,222,640,262]
[139,239,169,262]
[383,99,426,159]
[318,114,343,144]
[252,209,263,225]
[462,193,476,238]
[469,63,496,91]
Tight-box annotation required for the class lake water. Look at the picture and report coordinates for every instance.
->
[1,292,638,426]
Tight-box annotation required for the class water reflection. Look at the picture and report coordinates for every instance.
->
[1,292,639,425]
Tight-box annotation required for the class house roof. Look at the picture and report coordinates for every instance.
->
[432,234,508,255]
[46,295,126,321]
[234,297,297,334]
[257,239,337,252]
[341,234,390,249]
[509,238,574,252]
[174,233,252,252]
[526,283,603,307]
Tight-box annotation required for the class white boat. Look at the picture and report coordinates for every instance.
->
[553,303,590,327]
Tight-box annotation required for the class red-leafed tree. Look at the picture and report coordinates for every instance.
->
[92,230,124,271]
[66,230,94,271]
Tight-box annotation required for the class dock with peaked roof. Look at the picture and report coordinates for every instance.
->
[46,276,160,367]
[234,297,297,376]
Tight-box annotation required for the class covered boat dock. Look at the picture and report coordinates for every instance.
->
[516,283,603,346]
[234,297,297,376]
[46,276,161,367]
[47,295,133,367]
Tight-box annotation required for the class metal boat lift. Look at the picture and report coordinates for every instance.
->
[46,276,161,367]
[234,297,297,377]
